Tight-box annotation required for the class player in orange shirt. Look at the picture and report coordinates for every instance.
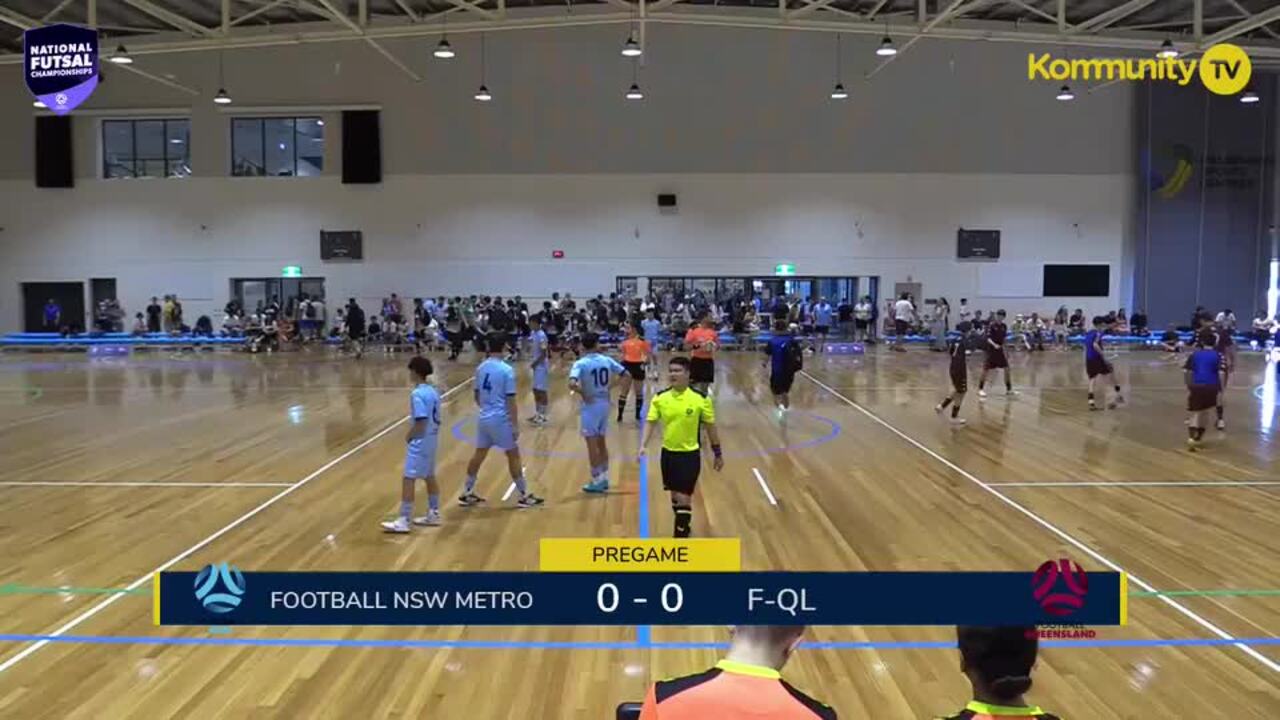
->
[616,323,651,423]
[639,625,835,719]
[684,313,719,394]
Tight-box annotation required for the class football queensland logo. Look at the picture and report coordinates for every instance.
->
[1028,44,1251,96]
[23,24,99,114]
[1032,558,1088,617]
[194,563,247,614]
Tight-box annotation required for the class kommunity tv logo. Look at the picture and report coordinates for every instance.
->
[1028,43,1251,96]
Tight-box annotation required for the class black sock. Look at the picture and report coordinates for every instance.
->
[1006,380,1013,392]
[951,404,960,418]
[617,397,626,418]
[1114,385,1121,395]
[1188,426,1198,440]
[979,379,986,390]
[940,397,953,409]
[1088,392,1095,403]
[636,392,644,416]
[1194,427,1206,440]
[1216,405,1224,420]
[673,501,692,538]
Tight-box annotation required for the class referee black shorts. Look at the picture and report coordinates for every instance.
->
[690,357,715,384]
[770,371,795,396]
[660,448,702,495]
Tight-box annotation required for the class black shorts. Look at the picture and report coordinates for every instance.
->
[622,361,645,380]
[984,349,1009,369]
[894,319,909,337]
[1086,355,1113,379]
[1188,384,1220,412]
[690,357,715,384]
[770,372,795,396]
[661,449,702,494]
[950,370,968,394]
[815,325,830,336]
[855,319,869,330]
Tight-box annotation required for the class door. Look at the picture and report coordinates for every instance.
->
[22,281,85,333]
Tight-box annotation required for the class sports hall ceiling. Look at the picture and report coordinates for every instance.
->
[2,1,1279,69]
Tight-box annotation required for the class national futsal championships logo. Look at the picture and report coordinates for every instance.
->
[1032,558,1088,617]
[193,563,246,614]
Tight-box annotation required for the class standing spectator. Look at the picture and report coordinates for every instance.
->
[310,295,325,338]
[853,295,873,343]
[892,292,915,352]
[146,296,162,333]
[836,297,853,338]
[957,298,972,326]
[637,625,834,719]
[936,297,952,333]
[162,295,176,332]
[171,295,184,333]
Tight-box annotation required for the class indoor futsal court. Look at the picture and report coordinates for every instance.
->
[2,0,1280,718]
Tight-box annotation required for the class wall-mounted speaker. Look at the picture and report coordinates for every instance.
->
[35,115,73,188]
[342,110,381,184]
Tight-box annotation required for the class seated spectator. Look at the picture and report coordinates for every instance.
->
[132,313,147,336]
[194,315,214,337]
[1252,311,1273,346]
[1160,324,1181,353]
[937,626,1060,720]
[222,312,243,337]
[638,625,834,719]
[1130,309,1149,336]
[1068,309,1085,333]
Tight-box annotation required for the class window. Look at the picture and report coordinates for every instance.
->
[102,118,190,178]
[232,117,324,177]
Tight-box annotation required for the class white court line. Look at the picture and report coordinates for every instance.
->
[0,481,294,488]
[499,467,527,502]
[0,377,472,677]
[799,370,1280,674]
[751,467,778,506]
[988,481,1280,488]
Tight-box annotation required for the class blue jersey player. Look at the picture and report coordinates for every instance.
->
[569,332,626,493]
[459,333,544,508]
[382,356,444,533]
[529,315,550,426]
[641,311,663,378]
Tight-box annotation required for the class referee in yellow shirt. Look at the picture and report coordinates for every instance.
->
[640,356,723,537]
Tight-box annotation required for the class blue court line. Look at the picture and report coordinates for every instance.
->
[0,634,1277,651]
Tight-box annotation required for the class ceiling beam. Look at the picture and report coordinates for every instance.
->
[869,0,972,78]
[444,0,498,20]
[232,0,292,26]
[1003,0,1057,26]
[1223,0,1279,41]
[1201,4,1280,46]
[118,0,218,37]
[392,0,421,22]
[788,0,843,21]
[223,0,232,33]
[88,0,97,27]
[0,7,37,30]
[1056,0,1063,32]
[1194,0,1203,40]
[111,62,200,95]
[1068,0,1157,35]
[865,0,890,22]
[42,0,78,23]
[310,0,424,81]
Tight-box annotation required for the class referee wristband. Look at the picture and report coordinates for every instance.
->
[711,444,723,458]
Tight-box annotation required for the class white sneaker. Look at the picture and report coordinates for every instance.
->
[978,389,988,399]
[381,517,411,533]
[950,416,967,425]
[1216,419,1225,431]
[412,511,442,527]
[1006,389,1019,397]
[935,404,944,414]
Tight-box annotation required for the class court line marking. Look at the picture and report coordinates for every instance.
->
[0,633,1277,651]
[500,467,526,502]
[988,481,1280,488]
[0,378,473,677]
[799,370,1280,674]
[752,467,779,506]
[0,481,294,488]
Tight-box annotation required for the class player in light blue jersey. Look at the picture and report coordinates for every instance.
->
[459,333,544,508]
[528,314,551,426]
[382,356,444,533]
[641,310,664,379]
[813,297,834,352]
[569,332,627,493]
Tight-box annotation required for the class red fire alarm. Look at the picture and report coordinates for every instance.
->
[552,250,565,259]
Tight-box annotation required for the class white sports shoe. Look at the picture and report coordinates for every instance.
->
[1216,419,1226,431]
[413,510,442,527]
[978,389,988,399]
[381,517,411,534]
[950,416,967,425]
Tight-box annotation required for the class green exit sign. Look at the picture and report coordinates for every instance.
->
[774,263,796,276]
[281,266,303,278]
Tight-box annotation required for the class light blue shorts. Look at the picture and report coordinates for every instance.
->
[580,401,611,438]
[403,437,438,478]
[476,418,518,451]
[533,364,549,392]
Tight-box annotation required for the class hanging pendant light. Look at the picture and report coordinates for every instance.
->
[1157,39,1178,59]
[831,34,848,100]
[1056,84,1075,101]
[434,13,455,59]
[213,50,232,105]
[109,45,133,65]
[474,33,491,101]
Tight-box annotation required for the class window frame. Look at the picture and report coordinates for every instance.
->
[230,116,324,178]
[100,117,191,180]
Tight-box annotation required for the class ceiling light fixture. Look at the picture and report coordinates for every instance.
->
[1157,39,1178,59]
[213,50,231,105]
[434,13,455,59]
[474,33,491,101]
[1240,89,1260,104]
[109,45,133,65]
[1056,84,1075,101]
[831,34,848,100]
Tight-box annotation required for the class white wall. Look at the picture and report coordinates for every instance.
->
[0,172,1129,330]
[0,26,1135,332]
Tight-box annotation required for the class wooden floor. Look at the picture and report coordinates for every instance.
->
[0,346,1277,718]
